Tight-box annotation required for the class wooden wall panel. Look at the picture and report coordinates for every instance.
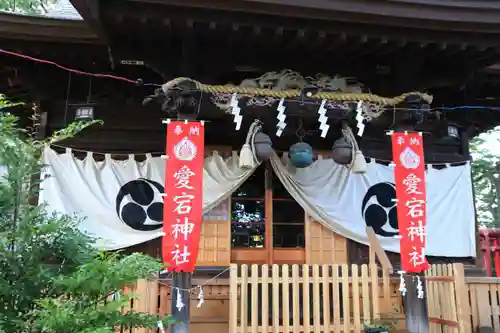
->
[305,214,348,264]
[197,199,231,266]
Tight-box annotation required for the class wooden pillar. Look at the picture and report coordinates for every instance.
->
[171,272,192,333]
[403,274,429,333]
[265,162,273,264]
[171,32,197,333]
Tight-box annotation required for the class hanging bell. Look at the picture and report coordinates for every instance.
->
[253,132,274,161]
[332,137,353,165]
[289,142,313,168]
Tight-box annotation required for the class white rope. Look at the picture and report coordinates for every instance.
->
[157,267,230,292]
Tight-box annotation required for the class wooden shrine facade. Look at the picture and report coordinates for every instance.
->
[2,1,500,271]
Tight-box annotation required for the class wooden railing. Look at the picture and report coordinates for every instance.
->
[425,264,468,333]
[110,263,500,333]
[425,263,500,333]
[228,264,404,333]
[466,276,500,331]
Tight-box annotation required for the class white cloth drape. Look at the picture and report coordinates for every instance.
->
[40,145,476,257]
[39,146,256,250]
[270,153,476,257]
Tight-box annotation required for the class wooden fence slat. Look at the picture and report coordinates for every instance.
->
[429,265,438,333]
[440,265,449,333]
[341,264,350,333]
[312,264,321,333]
[321,265,331,333]
[291,265,300,333]
[261,264,269,333]
[230,264,238,333]
[432,265,443,333]
[251,265,259,333]
[282,264,290,333]
[240,264,249,333]
[120,286,131,333]
[439,264,450,333]
[302,264,311,333]
[476,284,493,328]
[453,264,469,333]
[382,268,390,312]
[469,283,478,330]
[370,264,380,320]
[147,280,159,333]
[446,264,458,333]
[129,282,138,333]
[490,284,500,331]
[424,266,431,333]
[143,281,153,333]
[332,264,341,333]
[361,264,370,324]
[159,283,170,317]
[272,264,280,333]
[352,264,361,333]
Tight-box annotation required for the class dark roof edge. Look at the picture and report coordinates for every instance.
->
[0,12,99,43]
[123,0,500,33]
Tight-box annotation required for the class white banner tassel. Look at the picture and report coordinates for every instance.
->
[197,286,205,308]
[175,288,185,311]
[398,271,407,296]
[416,276,424,299]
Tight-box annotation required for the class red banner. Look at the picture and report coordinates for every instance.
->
[391,132,429,273]
[163,121,204,272]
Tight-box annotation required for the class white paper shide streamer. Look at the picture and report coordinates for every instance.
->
[230,93,242,130]
[317,99,329,138]
[416,276,424,299]
[175,290,185,311]
[355,100,365,136]
[197,286,205,308]
[276,98,287,137]
[398,271,407,296]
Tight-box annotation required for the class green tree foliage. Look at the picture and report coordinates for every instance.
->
[470,128,500,227]
[0,97,173,333]
[0,0,57,14]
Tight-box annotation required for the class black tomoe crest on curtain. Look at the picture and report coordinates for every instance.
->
[116,178,164,231]
[361,182,399,237]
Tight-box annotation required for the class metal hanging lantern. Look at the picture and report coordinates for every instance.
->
[332,136,353,165]
[253,132,273,161]
[289,141,313,168]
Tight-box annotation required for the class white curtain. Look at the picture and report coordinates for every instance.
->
[39,146,256,250]
[270,153,476,257]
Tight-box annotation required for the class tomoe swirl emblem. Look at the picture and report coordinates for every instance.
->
[174,137,197,161]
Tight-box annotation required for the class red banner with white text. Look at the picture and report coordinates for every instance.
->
[391,132,429,273]
[163,121,204,272]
